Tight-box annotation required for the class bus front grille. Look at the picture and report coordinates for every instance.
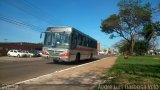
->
[48,50,63,56]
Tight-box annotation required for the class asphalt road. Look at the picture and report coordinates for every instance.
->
[0,55,108,85]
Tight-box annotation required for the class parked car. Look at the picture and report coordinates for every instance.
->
[98,51,105,55]
[22,50,34,57]
[7,50,26,57]
[30,50,41,57]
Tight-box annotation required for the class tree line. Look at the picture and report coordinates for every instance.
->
[101,0,160,55]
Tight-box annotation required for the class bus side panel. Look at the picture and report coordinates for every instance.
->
[69,50,77,61]
[69,47,97,61]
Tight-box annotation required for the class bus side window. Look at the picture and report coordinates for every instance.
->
[86,38,89,47]
[77,33,81,45]
[84,37,86,46]
[84,37,87,47]
[82,35,85,46]
[91,40,94,48]
[71,32,77,49]
[79,34,82,45]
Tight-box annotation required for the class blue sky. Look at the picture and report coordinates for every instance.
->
[0,0,159,48]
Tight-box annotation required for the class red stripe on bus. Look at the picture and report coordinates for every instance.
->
[74,47,95,51]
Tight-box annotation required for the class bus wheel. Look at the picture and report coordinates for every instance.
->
[53,60,58,64]
[90,53,93,60]
[76,53,80,62]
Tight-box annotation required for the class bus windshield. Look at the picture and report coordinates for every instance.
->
[44,32,70,49]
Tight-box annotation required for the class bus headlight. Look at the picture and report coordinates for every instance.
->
[41,51,49,55]
[59,52,71,57]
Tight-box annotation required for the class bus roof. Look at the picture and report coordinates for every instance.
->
[47,26,71,28]
[72,27,97,42]
[46,26,97,42]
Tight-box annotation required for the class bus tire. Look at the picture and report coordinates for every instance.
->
[90,53,93,60]
[53,60,58,64]
[76,53,80,62]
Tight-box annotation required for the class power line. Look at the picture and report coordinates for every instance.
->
[22,0,55,25]
[0,15,43,32]
[3,0,54,25]
[22,0,54,24]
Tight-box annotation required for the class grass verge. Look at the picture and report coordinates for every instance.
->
[95,55,160,90]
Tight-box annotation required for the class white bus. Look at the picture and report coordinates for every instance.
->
[41,26,97,62]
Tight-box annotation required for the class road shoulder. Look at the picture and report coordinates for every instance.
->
[23,56,117,85]
[2,56,117,90]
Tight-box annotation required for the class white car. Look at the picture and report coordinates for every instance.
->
[7,50,26,57]
[98,51,105,55]
[22,51,34,57]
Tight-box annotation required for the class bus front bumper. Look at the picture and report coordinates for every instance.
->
[49,56,70,62]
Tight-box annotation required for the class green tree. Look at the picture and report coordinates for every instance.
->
[134,41,148,55]
[142,22,160,44]
[114,22,160,55]
[100,0,154,55]
[114,40,130,54]
[155,22,160,36]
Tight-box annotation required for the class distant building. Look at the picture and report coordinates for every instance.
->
[0,42,42,56]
